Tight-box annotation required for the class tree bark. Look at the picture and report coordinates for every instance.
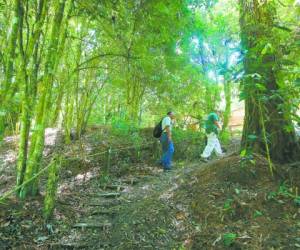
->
[222,80,231,133]
[239,0,300,162]
[0,0,21,140]
[16,0,48,193]
[19,0,68,198]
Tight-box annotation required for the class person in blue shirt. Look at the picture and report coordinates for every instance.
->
[201,112,224,162]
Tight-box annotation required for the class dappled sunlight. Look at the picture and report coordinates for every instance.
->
[159,182,179,201]
[44,128,60,147]
[1,150,17,166]
[4,135,18,144]
[57,169,98,195]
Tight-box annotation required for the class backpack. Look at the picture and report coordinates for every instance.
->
[153,119,163,138]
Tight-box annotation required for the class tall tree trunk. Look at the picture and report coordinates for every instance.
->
[0,0,21,140]
[16,0,47,192]
[19,0,68,198]
[222,80,231,133]
[239,0,300,162]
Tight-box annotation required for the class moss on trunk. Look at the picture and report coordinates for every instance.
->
[43,157,61,220]
[239,0,300,162]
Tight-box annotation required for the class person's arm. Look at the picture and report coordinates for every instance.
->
[214,120,221,129]
[165,126,172,141]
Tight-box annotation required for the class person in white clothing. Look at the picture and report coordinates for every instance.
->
[201,112,224,162]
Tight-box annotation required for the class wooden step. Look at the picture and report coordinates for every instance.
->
[90,209,117,216]
[73,222,112,229]
[93,192,121,198]
[99,184,126,191]
[95,193,121,198]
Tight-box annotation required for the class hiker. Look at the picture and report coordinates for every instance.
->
[201,111,224,162]
[159,111,175,171]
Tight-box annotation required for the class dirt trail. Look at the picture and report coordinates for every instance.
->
[51,152,300,250]
[3,132,298,249]
[51,161,208,249]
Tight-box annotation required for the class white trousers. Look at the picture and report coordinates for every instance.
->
[201,133,223,158]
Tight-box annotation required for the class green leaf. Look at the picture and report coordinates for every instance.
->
[247,134,257,141]
[0,110,6,117]
[12,16,19,25]
[223,233,237,246]
[294,78,300,87]
[223,199,233,210]
[240,149,247,157]
[255,83,267,91]
[239,91,247,101]
[234,188,240,195]
[267,191,277,200]
[34,236,49,243]
[294,196,300,206]
[261,43,274,55]
[247,73,262,80]
[254,210,263,218]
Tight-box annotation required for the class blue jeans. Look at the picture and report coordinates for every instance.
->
[160,133,174,170]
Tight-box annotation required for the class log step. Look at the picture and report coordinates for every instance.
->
[73,222,112,229]
[90,209,117,216]
[99,184,125,191]
[87,192,121,198]
[96,192,121,198]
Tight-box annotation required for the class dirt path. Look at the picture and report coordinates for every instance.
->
[51,161,207,249]
[0,131,241,249]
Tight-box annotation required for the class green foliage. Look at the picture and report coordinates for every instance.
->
[240,148,255,167]
[294,196,300,207]
[108,117,145,148]
[222,198,235,217]
[278,183,292,198]
[223,233,237,247]
[172,128,203,144]
[111,117,138,136]
[267,183,300,206]
[219,130,231,144]
[99,174,111,186]
[223,198,234,211]
[253,210,263,218]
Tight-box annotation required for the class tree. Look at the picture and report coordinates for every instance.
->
[19,0,72,198]
[239,0,300,162]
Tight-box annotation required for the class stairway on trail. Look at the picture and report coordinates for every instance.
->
[51,160,209,250]
[53,169,163,249]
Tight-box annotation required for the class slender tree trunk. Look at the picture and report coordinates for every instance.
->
[222,80,231,132]
[0,0,21,140]
[43,157,61,220]
[64,92,74,144]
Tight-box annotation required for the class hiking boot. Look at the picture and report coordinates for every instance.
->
[200,157,209,163]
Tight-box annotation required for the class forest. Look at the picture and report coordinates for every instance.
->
[0,0,300,249]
